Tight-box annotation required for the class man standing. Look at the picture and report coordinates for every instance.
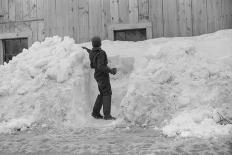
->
[82,36,117,120]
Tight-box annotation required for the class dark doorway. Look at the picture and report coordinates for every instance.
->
[114,28,147,41]
[3,38,28,63]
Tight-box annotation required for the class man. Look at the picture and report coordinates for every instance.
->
[82,36,117,120]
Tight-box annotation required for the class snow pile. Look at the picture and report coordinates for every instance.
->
[120,30,232,137]
[0,29,232,138]
[163,108,232,138]
[0,36,96,133]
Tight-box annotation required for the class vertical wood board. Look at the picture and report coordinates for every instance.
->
[129,0,139,23]
[207,0,222,33]
[163,0,178,37]
[192,0,207,35]
[37,21,45,41]
[15,0,23,21]
[177,0,192,36]
[118,0,129,23]
[102,0,111,40]
[110,0,119,23]
[138,0,149,22]
[30,0,37,19]
[23,0,30,20]
[9,0,16,21]
[149,0,163,38]
[89,0,102,38]
[37,0,44,19]
[78,0,89,42]
[1,0,8,22]
[73,0,79,42]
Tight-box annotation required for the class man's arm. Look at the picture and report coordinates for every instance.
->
[82,47,91,53]
[96,52,117,75]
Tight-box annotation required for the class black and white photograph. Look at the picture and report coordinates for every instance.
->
[0,0,232,154]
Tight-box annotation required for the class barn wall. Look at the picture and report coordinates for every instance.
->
[0,0,232,44]
[0,0,45,43]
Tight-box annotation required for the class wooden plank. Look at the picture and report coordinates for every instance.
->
[0,40,3,65]
[222,0,232,29]
[56,0,63,36]
[230,0,232,28]
[110,0,119,24]
[23,0,30,20]
[89,0,102,38]
[31,22,38,42]
[37,0,44,19]
[192,0,207,36]
[2,23,9,33]
[0,0,2,23]
[176,0,192,36]
[149,0,163,38]
[9,0,15,22]
[102,0,111,40]
[9,22,15,32]
[109,22,152,30]
[38,21,45,41]
[207,0,222,33]
[0,0,2,15]
[14,21,30,32]
[68,0,74,39]
[138,0,149,22]
[0,31,32,39]
[129,0,139,23]
[1,0,8,22]
[55,0,68,37]
[49,0,56,36]
[163,0,178,37]
[78,0,89,42]
[73,0,79,42]
[62,0,69,36]
[15,0,23,21]
[30,0,37,19]
[43,0,49,37]
[0,24,3,32]
[118,0,129,23]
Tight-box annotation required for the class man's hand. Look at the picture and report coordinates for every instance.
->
[82,47,91,53]
[82,47,90,50]
[110,68,117,75]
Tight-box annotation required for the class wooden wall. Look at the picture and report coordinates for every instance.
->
[0,0,232,44]
[0,0,45,43]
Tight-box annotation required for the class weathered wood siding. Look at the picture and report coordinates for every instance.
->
[0,0,232,43]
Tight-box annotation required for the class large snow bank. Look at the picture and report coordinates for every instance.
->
[0,36,96,133]
[0,36,134,133]
[0,29,232,138]
[120,30,232,138]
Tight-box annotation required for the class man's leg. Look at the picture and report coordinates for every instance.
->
[101,78,116,120]
[92,94,103,119]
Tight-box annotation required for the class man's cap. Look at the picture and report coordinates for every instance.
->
[91,36,101,47]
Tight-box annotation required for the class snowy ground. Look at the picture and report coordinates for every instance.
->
[0,30,232,154]
[0,127,231,154]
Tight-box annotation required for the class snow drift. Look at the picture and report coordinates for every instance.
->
[0,30,232,138]
[120,30,232,138]
[0,36,96,133]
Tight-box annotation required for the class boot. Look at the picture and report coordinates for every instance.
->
[92,95,103,119]
[102,95,116,120]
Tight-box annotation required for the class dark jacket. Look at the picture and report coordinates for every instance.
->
[88,47,111,80]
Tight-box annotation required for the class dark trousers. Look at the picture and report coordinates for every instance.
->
[95,75,112,96]
[92,75,112,116]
